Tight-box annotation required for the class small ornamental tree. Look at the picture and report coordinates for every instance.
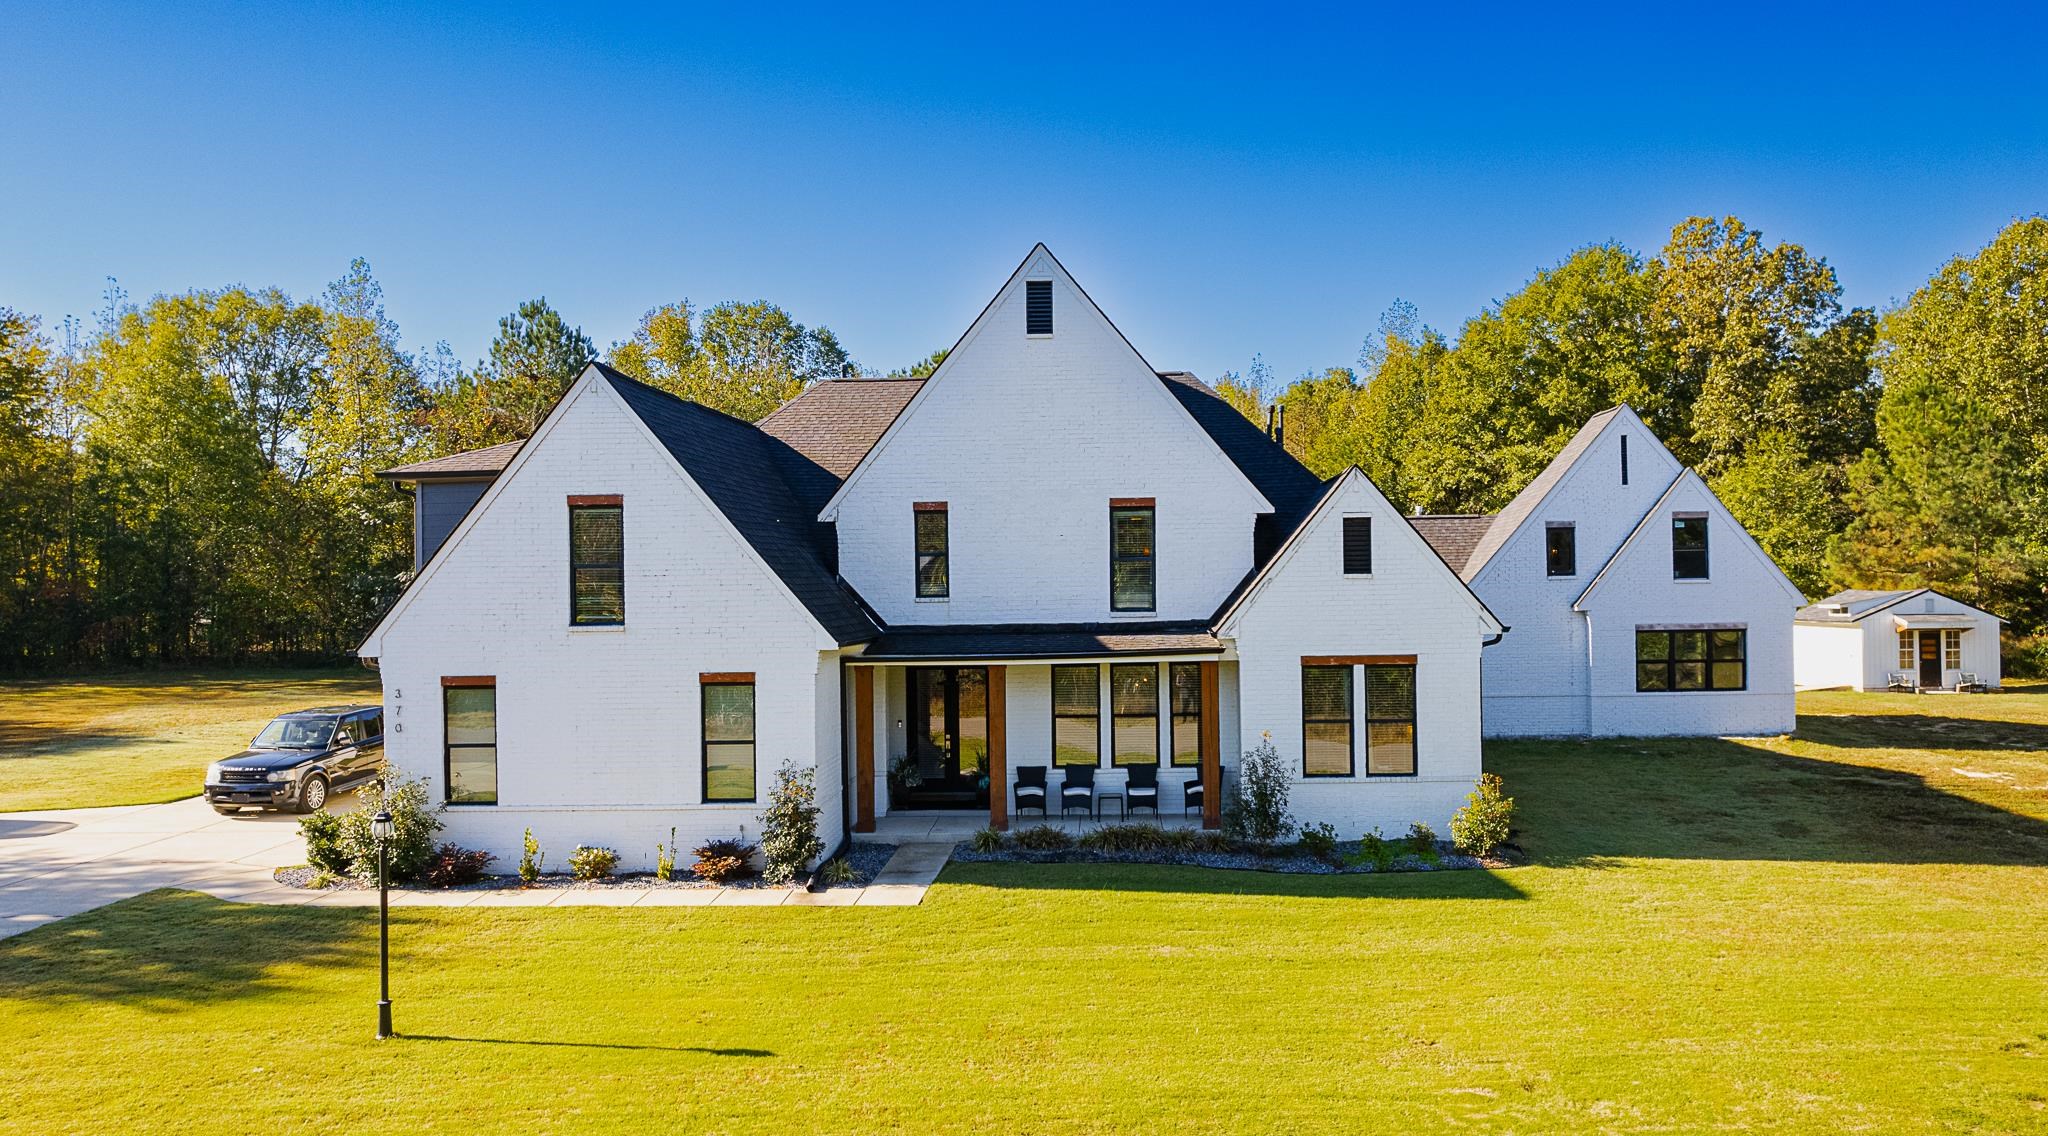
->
[760,762,823,885]
[1450,773,1515,857]
[1224,732,1294,846]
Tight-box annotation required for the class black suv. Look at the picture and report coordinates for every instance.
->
[203,705,385,815]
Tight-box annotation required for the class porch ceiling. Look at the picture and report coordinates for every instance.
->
[857,621,1223,661]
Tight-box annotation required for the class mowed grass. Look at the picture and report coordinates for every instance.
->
[1,688,2046,1132]
[0,668,380,811]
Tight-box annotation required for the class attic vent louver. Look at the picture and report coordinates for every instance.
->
[1026,280,1053,335]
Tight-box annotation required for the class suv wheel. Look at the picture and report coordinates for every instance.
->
[295,774,330,814]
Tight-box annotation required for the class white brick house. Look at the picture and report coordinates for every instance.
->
[1412,406,1805,738]
[361,245,1505,868]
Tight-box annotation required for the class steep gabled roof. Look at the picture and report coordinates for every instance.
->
[1157,372,1325,534]
[1572,468,1805,611]
[376,439,522,481]
[1458,406,1627,581]
[593,364,879,645]
[1409,514,1497,574]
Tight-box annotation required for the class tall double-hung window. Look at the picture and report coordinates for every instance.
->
[569,497,625,624]
[1110,501,1155,612]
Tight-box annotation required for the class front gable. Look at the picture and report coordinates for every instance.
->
[1573,470,1806,613]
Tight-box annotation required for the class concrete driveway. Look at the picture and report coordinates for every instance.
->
[0,794,351,939]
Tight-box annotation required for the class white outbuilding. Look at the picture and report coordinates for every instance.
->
[1793,588,2003,692]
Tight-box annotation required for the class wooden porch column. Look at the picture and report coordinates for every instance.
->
[1199,661,1222,829]
[854,667,876,833]
[987,665,1009,831]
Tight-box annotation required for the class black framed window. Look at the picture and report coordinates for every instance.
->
[1546,524,1576,577]
[1636,629,1746,691]
[1111,504,1155,611]
[1672,515,1708,579]
[570,503,625,624]
[915,503,948,598]
[1025,279,1053,334]
[1363,665,1417,776]
[443,683,497,805]
[1169,662,1203,768]
[1110,664,1159,767]
[701,677,756,801]
[1343,516,1372,575]
[1052,664,1100,766]
[1302,665,1353,776]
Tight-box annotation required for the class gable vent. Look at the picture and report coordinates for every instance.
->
[1343,516,1372,575]
[1025,279,1053,335]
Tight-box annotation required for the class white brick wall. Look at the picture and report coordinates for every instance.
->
[828,251,1268,625]
[365,377,844,870]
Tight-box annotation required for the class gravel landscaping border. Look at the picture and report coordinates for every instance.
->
[275,841,899,893]
[951,839,1494,874]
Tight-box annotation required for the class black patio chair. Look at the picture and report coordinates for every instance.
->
[1126,764,1160,819]
[1182,777,1204,820]
[1013,765,1048,820]
[1059,765,1095,818]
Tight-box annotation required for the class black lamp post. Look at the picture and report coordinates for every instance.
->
[371,808,395,1040]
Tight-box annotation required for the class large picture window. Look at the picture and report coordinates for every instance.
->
[1110,664,1159,767]
[1363,665,1417,775]
[1302,665,1353,776]
[1052,664,1101,766]
[1110,503,1155,612]
[1672,514,1708,580]
[701,675,757,802]
[443,680,497,805]
[1636,629,1745,691]
[1169,662,1203,768]
[914,503,948,598]
[569,500,625,624]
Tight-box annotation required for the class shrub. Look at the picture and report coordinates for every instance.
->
[1349,827,1399,872]
[1157,826,1197,851]
[1012,824,1075,852]
[299,810,351,876]
[818,857,858,886]
[1405,821,1442,865]
[2006,630,2048,679]
[1192,830,1236,854]
[760,763,823,885]
[692,836,759,883]
[970,827,1006,853]
[655,827,677,882]
[1296,821,1340,864]
[1078,823,1176,852]
[1223,733,1293,846]
[1450,773,1515,857]
[424,844,495,888]
[337,777,443,885]
[568,845,620,881]
[519,827,545,884]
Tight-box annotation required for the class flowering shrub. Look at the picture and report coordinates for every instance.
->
[568,844,620,881]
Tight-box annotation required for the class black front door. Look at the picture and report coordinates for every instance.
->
[1918,632,1942,689]
[904,668,989,809]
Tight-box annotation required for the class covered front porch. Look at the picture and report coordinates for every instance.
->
[844,624,1232,834]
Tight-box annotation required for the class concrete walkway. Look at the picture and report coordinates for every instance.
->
[0,796,952,939]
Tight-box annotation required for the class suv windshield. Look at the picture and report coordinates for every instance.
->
[253,717,336,750]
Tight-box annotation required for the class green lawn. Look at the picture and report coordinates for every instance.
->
[0,668,380,812]
[2,687,2046,1132]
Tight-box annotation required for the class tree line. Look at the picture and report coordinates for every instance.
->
[0,216,2041,672]
[1219,216,2046,666]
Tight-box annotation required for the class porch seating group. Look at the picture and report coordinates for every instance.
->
[1006,763,1206,824]
[1060,765,1095,817]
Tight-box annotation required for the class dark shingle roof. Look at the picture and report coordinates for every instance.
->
[376,439,523,480]
[1409,514,1497,574]
[1458,406,1625,580]
[863,622,1221,660]
[594,364,879,645]
[1157,372,1325,533]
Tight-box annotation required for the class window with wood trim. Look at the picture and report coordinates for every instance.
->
[1110,664,1159,767]
[1898,630,1915,672]
[569,502,625,624]
[1169,662,1202,767]
[1363,665,1417,776]
[1302,664,1353,776]
[1110,505,1155,611]
[1343,516,1372,575]
[1672,515,1708,579]
[701,677,756,802]
[1943,629,1961,671]
[914,503,948,598]
[443,682,498,805]
[1545,523,1576,577]
[1051,664,1100,766]
[1025,279,1053,334]
[1636,629,1745,691]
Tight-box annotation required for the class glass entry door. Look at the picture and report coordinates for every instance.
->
[905,667,989,808]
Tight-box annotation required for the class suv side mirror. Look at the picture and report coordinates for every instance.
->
[335,732,353,746]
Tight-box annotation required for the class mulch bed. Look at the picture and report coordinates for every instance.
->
[275,841,899,892]
[952,838,1501,874]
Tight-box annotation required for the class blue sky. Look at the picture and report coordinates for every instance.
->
[3,2,2044,382]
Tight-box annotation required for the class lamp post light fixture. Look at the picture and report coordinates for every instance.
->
[370,808,395,1040]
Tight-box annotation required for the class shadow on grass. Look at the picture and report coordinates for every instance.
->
[0,889,371,1010]
[405,1035,771,1056]
[937,859,1527,900]
[1491,718,2048,867]
[0,731,161,759]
